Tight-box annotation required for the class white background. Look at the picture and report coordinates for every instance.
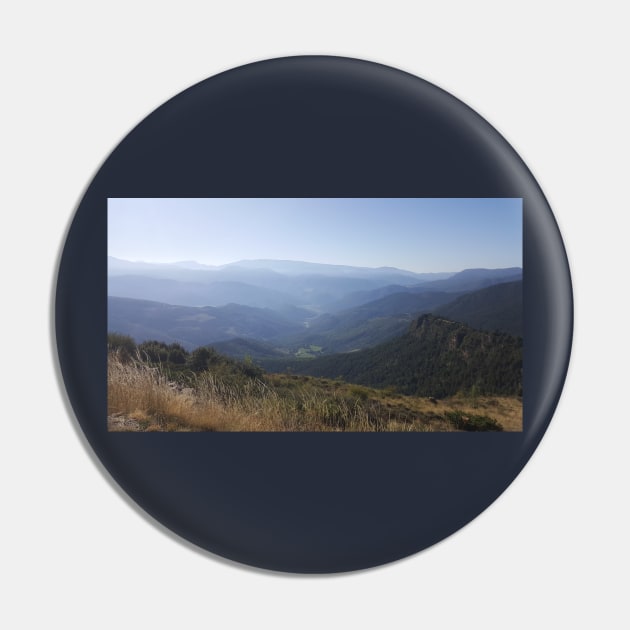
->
[2,2,629,628]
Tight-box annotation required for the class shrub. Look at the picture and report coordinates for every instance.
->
[138,340,170,363]
[445,410,503,432]
[107,332,136,361]
[167,345,187,364]
[188,346,212,371]
[349,385,369,401]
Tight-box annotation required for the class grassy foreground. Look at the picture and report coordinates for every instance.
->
[107,353,521,432]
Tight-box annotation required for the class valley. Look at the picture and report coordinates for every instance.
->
[107,258,523,432]
[108,258,522,356]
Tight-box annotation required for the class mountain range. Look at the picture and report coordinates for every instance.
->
[107,297,304,349]
[108,258,522,357]
[434,280,522,337]
[108,257,453,311]
[107,258,523,402]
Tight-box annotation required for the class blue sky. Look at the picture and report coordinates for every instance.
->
[108,198,522,273]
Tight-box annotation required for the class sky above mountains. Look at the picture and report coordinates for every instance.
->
[108,198,522,273]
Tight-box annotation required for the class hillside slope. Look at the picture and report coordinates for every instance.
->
[108,296,302,349]
[421,267,522,292]
[277,290,460,353]
[434,280,522,336]
[264,314,522,398]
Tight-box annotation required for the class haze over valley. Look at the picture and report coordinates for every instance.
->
[108,257,522,355]
[107,198,523,432]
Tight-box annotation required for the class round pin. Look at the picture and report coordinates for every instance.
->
[56,56,572,573]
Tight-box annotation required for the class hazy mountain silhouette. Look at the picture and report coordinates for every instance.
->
[108,296,303,349]
[434,280,522,336]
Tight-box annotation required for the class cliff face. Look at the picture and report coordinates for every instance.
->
[409,314,496,353]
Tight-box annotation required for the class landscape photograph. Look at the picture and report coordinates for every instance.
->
[107,198,523,432]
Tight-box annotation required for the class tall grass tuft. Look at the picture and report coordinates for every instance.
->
[107,352,419,432]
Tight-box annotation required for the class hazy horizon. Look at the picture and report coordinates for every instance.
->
[108,254,523,275]
[108,198,522,273]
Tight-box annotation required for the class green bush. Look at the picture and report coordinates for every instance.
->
[349,386,369,401]
[107,332,136,361]
[188,347,212,372]
[167,343,187,364]
[138,340,170,363]
[445,410,503,432]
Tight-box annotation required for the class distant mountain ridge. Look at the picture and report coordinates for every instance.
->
[222,258,452,281]
[421,267,522,292]
[108,257,456,311]
[434,280,522,336]
[108,276,523,358]
[108,274,311,319]
[107,296,303,349]
[272,277,522,354]
[108,257,520,316]
[276,289,461,353]
[108,256,448,280]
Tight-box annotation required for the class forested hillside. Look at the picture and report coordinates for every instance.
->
[263,314,522,398]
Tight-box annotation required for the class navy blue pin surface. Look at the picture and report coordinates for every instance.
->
[56,56,572,573]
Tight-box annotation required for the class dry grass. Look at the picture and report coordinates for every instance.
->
[108,356,269,431]
[445,395,522,432]
[107,353,522,432]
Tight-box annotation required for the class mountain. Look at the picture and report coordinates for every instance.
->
[107,257,454,312]
[278,315,411,356]
[223,259,450,282]
[325,283,424,312]
[108,274,312,320]
[108,296,303,349]
[107,256,218,274]
[275,290,463,353]
[108,257,286,286]
[434,280,522,336]
[324,267,522,311]
[420,267,522,293]
[263,314,522,398]
[210,338,291,360]
[169,260,217,270]
[107,258,524,359]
